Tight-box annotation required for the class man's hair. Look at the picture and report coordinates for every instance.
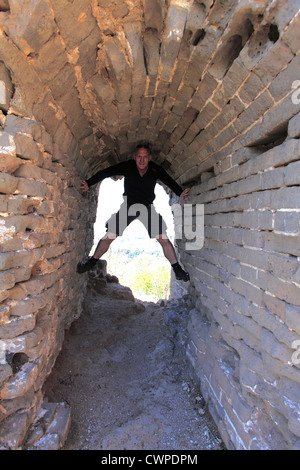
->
[135,143,151,153]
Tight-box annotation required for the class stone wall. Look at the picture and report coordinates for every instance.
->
[175,134,300,449]
[170,71,300,449]
[166,1,300,450]
[0,114,97,448]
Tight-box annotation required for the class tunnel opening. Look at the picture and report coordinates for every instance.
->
[91,177,175,302]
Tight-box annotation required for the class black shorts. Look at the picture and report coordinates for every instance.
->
[105,201,167,239]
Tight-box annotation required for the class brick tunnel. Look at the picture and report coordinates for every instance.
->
[0,0,300,450]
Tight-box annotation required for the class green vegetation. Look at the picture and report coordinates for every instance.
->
[103,243,171,302]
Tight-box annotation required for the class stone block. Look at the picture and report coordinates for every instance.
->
[144,0,164,33]
[50,0,96,50]
[13,162,42,180]
[160,5,187,81]
[270,186,300,210]
[269,54,300,102]
[0,62,14,112]
[0,271,15,290]
[263,232,300,257]
[0,251,33,271]
[285,304,300,335]
[5,0,56,54]
[254,40,294,87]
[16,178,47,197]
[238,73,265,104]
[45,403,71,447]
[288,112,300,138]
[124,22,146,88]
[274,211,300,233]
[0,314,35,340]
[260,328,292,365]
[0,411,30,449]
[281,11,300,54]
[234,91,274,134]
[29,432,61,450]
[77,26,102,81]
[0,153,23,174]
[30,34,67,83]
[230,275,263,306]
[262,292,285,320]
[144,28,160,77]
[191,73,218,112]
[14,133,42,162]
[258,270,300,306]
[4,115,42,141]
[288,411,300,438]
[0,173,18,194]
[0,361,38,399]
[0,363,12,388]
[104,36,131,85]
[0,194,8,212]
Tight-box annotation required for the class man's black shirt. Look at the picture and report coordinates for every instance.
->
[87,160,183,206]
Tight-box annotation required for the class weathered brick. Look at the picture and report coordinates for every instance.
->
[0,270,15,290]
[284,160,300,186]
[270,187,300,210]
[3,214,44,234]
[7,196,41,215]
[0,362,38,399]
[230,275,263,305]
[261,166,284,190]
[14,133,42,163]
[238,73,265,104]
[274,211,300,233]
[16,178,47,197]
[0,412,30,449]
[263,292,286,320]
[269,54,300,102]
[254,40,294,87]
[260,328,292,365]
[160,5,187,81]
[0,173,19,194]
[14,162,42,180]
[285,304,300,335]
[257,270,300,306]
[0,314,35,340]
[288,111,300,138]
[0,251,33,271]
[241,139,300,174]
[0,151,23,174]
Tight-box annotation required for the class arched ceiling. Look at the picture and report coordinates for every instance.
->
[0,0,298,183]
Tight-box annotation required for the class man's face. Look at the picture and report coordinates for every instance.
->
[134,147,152,172]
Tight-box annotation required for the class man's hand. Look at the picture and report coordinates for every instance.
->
[180,188,190,202]
[81,178,89,192]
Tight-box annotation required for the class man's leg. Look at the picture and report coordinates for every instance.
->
[93,233,117,259]
[156,234,190,282]
[77,233,117,273]
[156,234,177,265]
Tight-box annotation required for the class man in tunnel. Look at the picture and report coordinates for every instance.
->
[77,143,190,282]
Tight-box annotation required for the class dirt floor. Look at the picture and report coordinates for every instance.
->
[44,276,224,451]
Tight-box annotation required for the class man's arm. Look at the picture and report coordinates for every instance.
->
[153,163,190,202]
[81,161,129,191]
